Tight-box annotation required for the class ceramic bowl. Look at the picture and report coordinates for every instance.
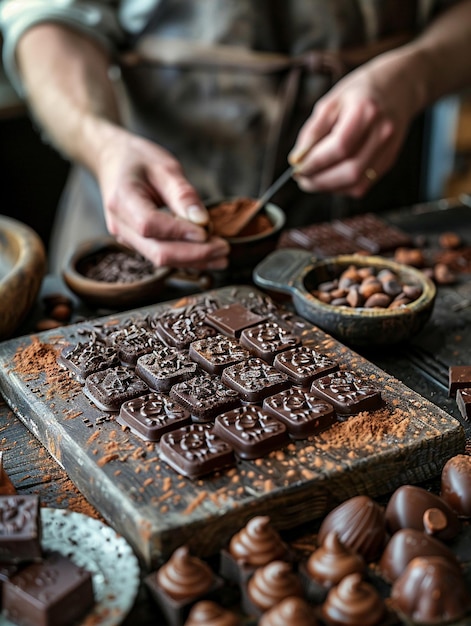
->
[0,216,46,340]
[207,198,286,280]
[253,248,436,347]
[62,237,170,310]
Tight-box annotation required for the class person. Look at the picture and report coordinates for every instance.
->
[1,1,471,274]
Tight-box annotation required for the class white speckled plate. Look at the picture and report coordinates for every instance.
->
[0,508,140,626]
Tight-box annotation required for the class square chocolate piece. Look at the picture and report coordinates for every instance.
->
[310,370,382,415]
[169,374,240,422]
[449,365,471,397]
[155,305,217,349]
[84,366,148,412]
[57,339,119,381]
[0,495,42,564]
[159,424,235,478]
[240,322,300,364]
[221,357,290,403]
[2,551,94,626]
[118,392,192,441]
[273,346,339,387]
[205,303,268,337]
[263,388,337,439]
[189,334,250,375]
[136,347,198,392]
[107,324,163,366]
[456,388,471,421]
[332,213,412,254]
[214,406,288,460]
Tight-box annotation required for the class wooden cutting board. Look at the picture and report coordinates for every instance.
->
[0,286,464,568]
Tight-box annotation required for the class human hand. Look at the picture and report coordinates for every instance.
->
[289,48,424,197]
[94,126,230,270]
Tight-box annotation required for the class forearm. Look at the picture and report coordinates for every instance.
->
[370,0,471,116]
[16,22,121,173]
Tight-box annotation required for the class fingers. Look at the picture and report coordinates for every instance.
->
[288,98,340,165]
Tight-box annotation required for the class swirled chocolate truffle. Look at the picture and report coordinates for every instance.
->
[245,561,303,618]
[385,484,461,541]
[220,516,289,585]
[183,600,241,626]
[378,528,460,583]
[258,596,319,626]
[145,545,222,626]
[321,573,385,626]
[230,516,288,568]
[304,531,365,589]
[391,556,471,625]
[440,454,471,518]
[317,496,387,563]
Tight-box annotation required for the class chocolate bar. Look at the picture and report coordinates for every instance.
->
[205,303,268,337]
[273,346,339,387]
[239,322,300,364]
[221,358,290,403]
[170,374,240,422]
[84,366,148,412]
[58,339,119,380]
[0,495,42,564]
[136,347,198,392]
[189,335,250,375]
[310,371,382,415]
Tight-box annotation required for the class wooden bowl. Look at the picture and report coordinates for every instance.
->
[62,237,170,310]
[0,216,46,340]
[253,248,436,347]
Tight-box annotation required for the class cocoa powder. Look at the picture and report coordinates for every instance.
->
[12,336,79,401]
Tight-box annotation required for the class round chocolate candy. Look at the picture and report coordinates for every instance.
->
[441,454,471,518]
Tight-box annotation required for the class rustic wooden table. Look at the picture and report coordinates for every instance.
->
[1,198,471,625]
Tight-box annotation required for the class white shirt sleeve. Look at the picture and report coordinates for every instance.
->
[0,0,125,96]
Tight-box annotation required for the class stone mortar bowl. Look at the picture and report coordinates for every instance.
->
[63,237,170,310]
[253,248,437,347]
[0,216,46,340]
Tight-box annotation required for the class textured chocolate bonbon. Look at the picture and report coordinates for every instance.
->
[159,424,235,478]
[136,347,198,392]
[58,339,119,380]
[221,357,290,403]
[170,374,240,422]
[118,392,191,441]
[214,406,288,460]
[263,388,337,439]
[84,365,149,412]
[273,345,339,387]
[239,321,300,363]
[310,371,382,415]
[189,334,250,375]
[317,495,387,563]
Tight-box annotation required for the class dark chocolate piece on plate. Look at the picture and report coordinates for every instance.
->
[136,347,198,392]
[449,365,471,397]
[456,388,471,421]
[278,223,357,257]
[204,303,268,337]
[0,495,42,564]
[2,550,94,626]
[106,324,163,366]
[222,357,290,403]
[332,213,413,254]
[159,424,235,478]
[273,345,339,387]
[189,334,250,375]
[310,370,382,415]
[214,405,288,460]
[118,392,192,441]
[170,374,240,422]
[155,305,218,349]
[239,322,300,364]
[84,365,148,412]
[57,339,119,380]
[263,388,337,439]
